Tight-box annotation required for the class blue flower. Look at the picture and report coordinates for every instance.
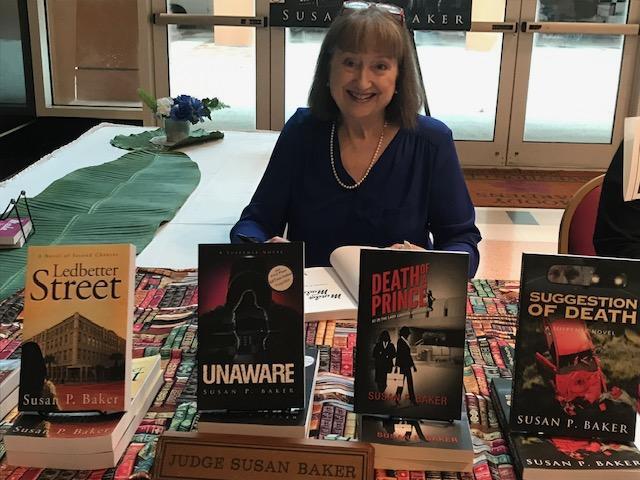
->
[170,95,208,124]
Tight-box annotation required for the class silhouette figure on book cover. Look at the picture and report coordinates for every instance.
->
[373,330,396,392]
[396,326,418,406]
[199,255,295,363]
[19,341,59,411]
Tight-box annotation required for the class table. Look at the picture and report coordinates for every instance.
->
[0,273,524,480]
[0,123,280,269]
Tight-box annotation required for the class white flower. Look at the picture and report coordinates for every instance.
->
[156,97,174,117]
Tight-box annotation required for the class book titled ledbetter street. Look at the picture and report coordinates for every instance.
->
[21,244,135,413]
[197,243,305,411]
[510,254,640,442]
[354,249,469,420]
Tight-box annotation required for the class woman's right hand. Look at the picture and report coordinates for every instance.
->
[267,236,289,243]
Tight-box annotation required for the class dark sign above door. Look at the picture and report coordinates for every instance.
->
[269,0,472,31]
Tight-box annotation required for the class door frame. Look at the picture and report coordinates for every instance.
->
[505,0,640,169]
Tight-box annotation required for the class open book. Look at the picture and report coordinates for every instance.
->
[304,245,376,322]
[623,117,640,201]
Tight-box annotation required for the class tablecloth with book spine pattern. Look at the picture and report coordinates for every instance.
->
[0,269,520,480]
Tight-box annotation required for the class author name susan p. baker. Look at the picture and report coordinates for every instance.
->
[515,415,629,434]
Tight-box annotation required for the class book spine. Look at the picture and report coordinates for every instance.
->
[340,348,354,377]
[324,321,336,346]
[114,443,144,480]
[306,322,318,346]
[319,404,335,439]
[330,348,342,374]
[331,406,347,436]
[315,321,327,345]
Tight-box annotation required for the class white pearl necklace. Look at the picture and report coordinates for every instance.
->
[330,121,387,190]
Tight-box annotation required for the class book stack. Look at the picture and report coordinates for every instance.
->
[196,243,309,437]
[1,244,169,469]
[502,253,640,479]
[5,355,163,469]
[0,217,32,249]
[350,247,474,471]
[0,359,20,420]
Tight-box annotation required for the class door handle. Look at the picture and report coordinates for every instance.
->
[470,22,518,33]
[520,21,639,35]
[153,13,268,27]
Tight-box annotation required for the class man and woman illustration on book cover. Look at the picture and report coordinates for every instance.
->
[373,327,418,407]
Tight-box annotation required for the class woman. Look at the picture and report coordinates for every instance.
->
[373,330,396,392]
[230,3,481,276]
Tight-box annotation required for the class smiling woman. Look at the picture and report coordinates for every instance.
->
[230,4,482,277]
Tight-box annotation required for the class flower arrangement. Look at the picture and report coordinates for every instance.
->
[137,88,228,125]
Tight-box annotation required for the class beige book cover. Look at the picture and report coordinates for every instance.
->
[21,244,135,413]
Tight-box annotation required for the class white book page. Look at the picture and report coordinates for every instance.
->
[329,245,380,299]
[304,266,357,319]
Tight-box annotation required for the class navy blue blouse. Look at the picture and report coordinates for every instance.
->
[230,108,481,276]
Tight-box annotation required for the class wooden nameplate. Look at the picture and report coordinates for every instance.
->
[154,431,374,480]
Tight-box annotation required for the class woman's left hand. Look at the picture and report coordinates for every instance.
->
[389,241,426,251]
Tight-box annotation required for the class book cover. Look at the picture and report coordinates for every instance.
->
[492,377,640,479]
[21,244,135,413]
[354,249,469,420]
[198,345,319,437]
[5,355,161,454]
[197,243,305,411]
[510,254,640,441]
[0,218,32,245]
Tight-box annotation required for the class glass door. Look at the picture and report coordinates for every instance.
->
[507,0,640,168]
[152,0,270,130]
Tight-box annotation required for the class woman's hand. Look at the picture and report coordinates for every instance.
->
[389,240,425,251]
[267,236,289,243]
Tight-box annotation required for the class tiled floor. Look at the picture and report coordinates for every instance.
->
[475,207,563,281]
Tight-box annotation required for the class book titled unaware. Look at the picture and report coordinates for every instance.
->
[197,243,305,411]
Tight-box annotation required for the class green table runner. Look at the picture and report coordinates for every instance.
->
[110,128,224,152]
[0,149,201,300]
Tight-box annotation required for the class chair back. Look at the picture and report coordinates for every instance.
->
[558,174,605,255]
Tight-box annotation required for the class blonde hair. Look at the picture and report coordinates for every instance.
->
[308,7,425,129]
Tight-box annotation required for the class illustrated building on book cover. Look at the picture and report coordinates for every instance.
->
[510,254,640,442]
[21,244,135,413]
[492,377,640,480]
[197,243,305,411]
[354,249,469,420]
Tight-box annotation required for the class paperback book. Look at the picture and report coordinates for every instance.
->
[197,243,305,411]
[21,244,136,413]
[4,355,161,459]
[354,249,469,420]
[198,346,320,437]
[0,359,20,420]
[492,377,640,480]
[0,217,32,248]
[358,414,474,471]
[510,254,640,442]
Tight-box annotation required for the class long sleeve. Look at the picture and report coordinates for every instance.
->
[427,128,482,277]
[229,112,302,243]
[593,143,640,259]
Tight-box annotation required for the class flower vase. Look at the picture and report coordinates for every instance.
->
[164,118,191,143]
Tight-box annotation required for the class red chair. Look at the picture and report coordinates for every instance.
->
[558,174,604,255]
